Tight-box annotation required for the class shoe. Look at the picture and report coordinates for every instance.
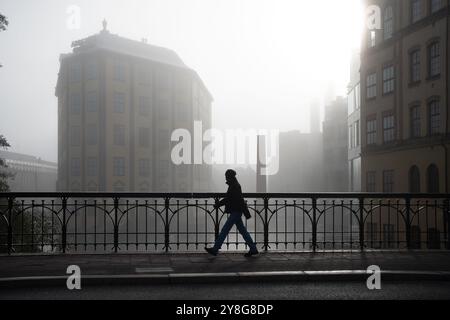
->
[244,249,259,258]
[205,247,218,256]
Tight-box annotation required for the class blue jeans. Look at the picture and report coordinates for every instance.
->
[213,211,257,252]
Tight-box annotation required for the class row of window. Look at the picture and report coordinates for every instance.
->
[70,125,154,148]
[366,40,440,99]
[369,0,444,47]
[365,98,441,145]
[366,164,440,193]
[69,92,152,116]
[70,157,152,177]
[69,60,174,88]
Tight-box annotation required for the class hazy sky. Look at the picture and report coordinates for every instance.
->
[0,0,363,162]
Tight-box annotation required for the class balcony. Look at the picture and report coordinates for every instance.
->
[0,192,449,255]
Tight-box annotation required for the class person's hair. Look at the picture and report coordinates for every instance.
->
[225,169,237,180]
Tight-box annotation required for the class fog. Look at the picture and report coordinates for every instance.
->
[0,0,363,162]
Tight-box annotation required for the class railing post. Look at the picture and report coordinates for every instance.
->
[113,197,119,253]
[214,197,220,239]
[359,197,365,252]
[61,197,67,253]
[312,197,317,253]
[405,197,412,250]
[7,197,14,255]
[164,197,170,253]
[263,196,269,252]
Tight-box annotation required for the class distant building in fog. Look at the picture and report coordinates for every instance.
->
[0,150,57,192]
[269,131,324,192]
[55,22,213,192]
[322,97,348,192]
[347,49,361,192]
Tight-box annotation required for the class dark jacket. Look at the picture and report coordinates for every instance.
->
[217,179,246,213]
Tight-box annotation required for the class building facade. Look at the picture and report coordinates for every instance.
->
[348,50,362,192]
[323,97,349,192]
[0,150,57,192]
[56,24,213,192]
[361,0,449,194]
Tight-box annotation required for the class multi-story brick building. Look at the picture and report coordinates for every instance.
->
[56,22,212,192]
[361,0,449,194]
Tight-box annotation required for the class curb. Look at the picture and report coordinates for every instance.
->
[1,270,450,288]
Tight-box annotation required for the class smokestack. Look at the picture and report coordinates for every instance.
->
[256,135,267,193]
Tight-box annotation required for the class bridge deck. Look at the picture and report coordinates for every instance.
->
[1,251,450,279]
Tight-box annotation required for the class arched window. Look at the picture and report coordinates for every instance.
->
[409,166,421,193]
[87,181,98,192]
[113,181,125,192]
[384,6,394,40]
[427,164,439,193]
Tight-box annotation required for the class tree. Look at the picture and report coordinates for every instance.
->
[0,13,8,31]
[0,13,8,68]
[0,135,12,192]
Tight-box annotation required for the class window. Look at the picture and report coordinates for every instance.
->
[139,159,151,177]
[86,181,97,192]
[383,170,394,193]
[69,62,81,82]
[368,30,376,48]
[383,224,396,248]
[411,0,422,23]
[367,171,376,192]
[86,124,98,145]
[430,0,442,13]
[85,61,97,80]
[113,125,126,146]
[138,127,150,148]
[139,96,151,116]
[70,126,80,146]
[428,100,440,135]
[87,157,97,177]
[71,158,81,176]
[410,49,421,83]
[366,222,378,247]
[410,105,421,138]
[355,120,360,147]
[349,125,354,149]
[428,42,441,78]
[383,6,393,40]
[113,157,125,177]
[86,91,98,112]
[427,164,440,193]
[70,93,81,115]
[139,182,150,192]
[366,118,377,145]
[113,181,126,192]
[427,228,441,249]
[409,166,421,193]
[411,225,421,249]
[382,65,395,94]
[366,73,377,99]
[113,92,125,113]
[383,114,395,143]
[113,61,125,81]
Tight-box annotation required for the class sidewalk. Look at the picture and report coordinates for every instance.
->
[1,251,450,286]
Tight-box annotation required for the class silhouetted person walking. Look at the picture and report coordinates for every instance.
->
[205,169,259,257]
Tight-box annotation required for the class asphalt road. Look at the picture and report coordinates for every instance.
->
[1,280,450,300]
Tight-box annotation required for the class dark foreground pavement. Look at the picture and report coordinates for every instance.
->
[1,251,450,299]
[2,281,450,300]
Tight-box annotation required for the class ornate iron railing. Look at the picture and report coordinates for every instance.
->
[0,192,449,254]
